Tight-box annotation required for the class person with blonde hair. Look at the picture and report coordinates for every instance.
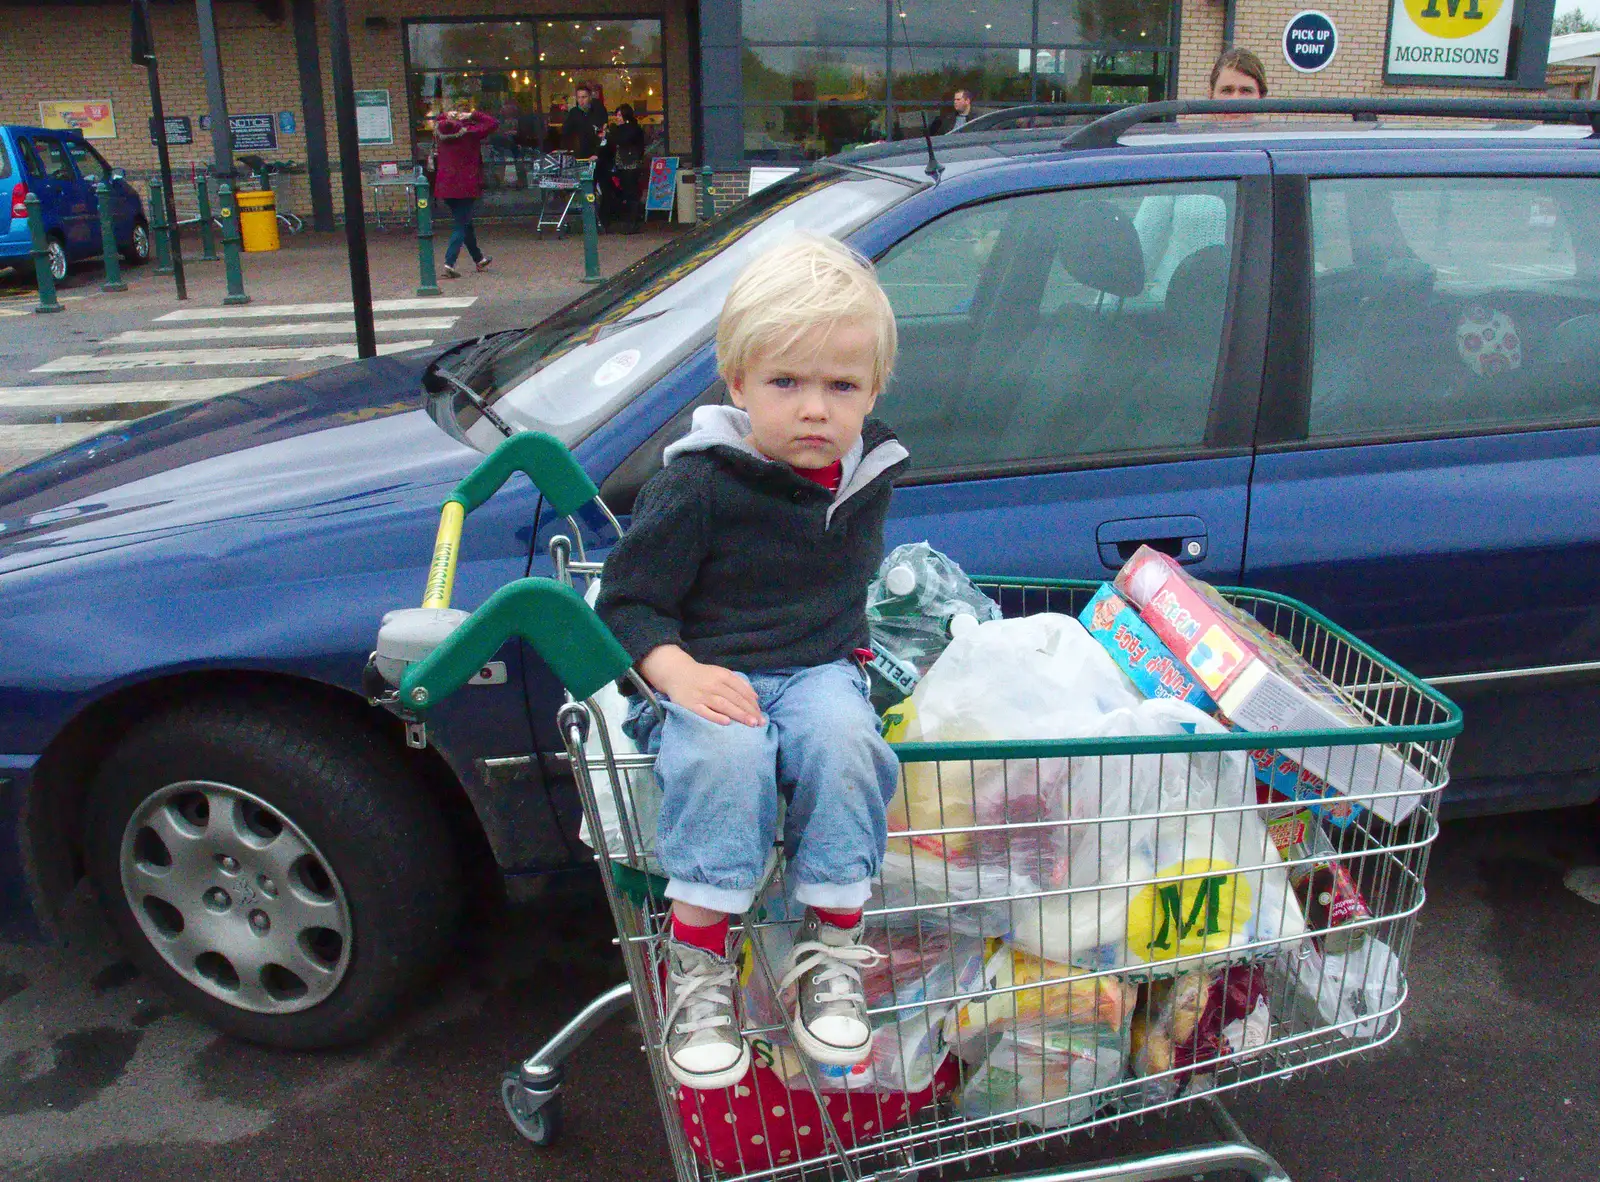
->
[596,233,909,1090]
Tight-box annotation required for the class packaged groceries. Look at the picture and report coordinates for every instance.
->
[1079,584,1216,709]
[953,946,1137,1046]
[1265,808,1372,954]
[958,1026,1131,1129]
[1081,581,1365,828]
[1130,964,1270,1099]
[864,542,1003,711]
[1284,934,1404,1041]
[1115,546,1429,822]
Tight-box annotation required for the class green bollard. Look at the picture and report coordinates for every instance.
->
[96,181,127,292]
[148,178,174,275]
[195,174,219,262]
[414,173,440,297]
[579,159,602,285]
[26,192,62,313]
[215,180,251,306]
[699,164,714,223]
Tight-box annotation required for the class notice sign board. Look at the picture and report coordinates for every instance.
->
[355,90,394,145]
[149,116,193,146]
[645,156,679,213]
[1283,11,1338,73]
[229,113,278,152]
[1386,0,1515,80]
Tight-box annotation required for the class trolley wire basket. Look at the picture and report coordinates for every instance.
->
[539,569,1459,1182]
[376,434,1460,1182]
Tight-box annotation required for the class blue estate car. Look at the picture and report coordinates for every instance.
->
[0,125,151,281]
[1,101,1597,1048]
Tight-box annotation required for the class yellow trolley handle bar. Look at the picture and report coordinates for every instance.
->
[417,432,603,611]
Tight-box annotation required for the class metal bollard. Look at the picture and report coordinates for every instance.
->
[215,180,251,306]
[195,174,219,262]
[26,192,62,313]
[414,173,440,297]
[96,181,127,292]
[579,160,602,285]
[698,164,714,223]
[148,178,174,275]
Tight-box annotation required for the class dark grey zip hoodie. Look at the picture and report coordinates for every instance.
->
[595,405,910,674]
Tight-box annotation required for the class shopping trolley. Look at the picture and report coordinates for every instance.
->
[533,152,582,237]
[369,434,1462,1182]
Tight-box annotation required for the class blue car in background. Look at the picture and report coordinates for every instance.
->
[1,100,1596,1049]
[0,125,151,282]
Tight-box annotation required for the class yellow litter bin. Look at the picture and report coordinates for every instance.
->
[236,188,280,252]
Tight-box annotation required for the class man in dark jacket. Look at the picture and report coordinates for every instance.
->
[561,83,605,158]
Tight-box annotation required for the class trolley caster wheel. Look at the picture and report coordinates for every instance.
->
[502,1074,562,1146]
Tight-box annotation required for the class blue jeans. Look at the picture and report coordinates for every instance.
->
[625,660,900,915]
[443,197,481,266]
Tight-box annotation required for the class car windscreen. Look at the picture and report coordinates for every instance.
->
[447,166,915,451]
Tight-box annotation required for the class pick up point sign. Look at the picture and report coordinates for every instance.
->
[1284,11,1338,73]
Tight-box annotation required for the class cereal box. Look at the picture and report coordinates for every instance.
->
[1079,584,1215,710]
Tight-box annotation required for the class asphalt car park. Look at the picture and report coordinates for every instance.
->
[1,99,1598,1175]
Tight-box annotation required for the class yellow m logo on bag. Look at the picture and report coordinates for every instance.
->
[1127,858,1252,962]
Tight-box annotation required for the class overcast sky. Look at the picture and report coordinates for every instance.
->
[1557,1,1600,24]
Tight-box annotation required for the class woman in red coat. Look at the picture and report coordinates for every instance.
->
[432,109,499,277]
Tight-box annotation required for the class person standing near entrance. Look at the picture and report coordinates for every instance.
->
[433,108,499,279]
[562,83,605,159]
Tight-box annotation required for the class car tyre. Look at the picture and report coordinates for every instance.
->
[84,699,462,1049]
[122,219,152,265]
[41,233,68,284]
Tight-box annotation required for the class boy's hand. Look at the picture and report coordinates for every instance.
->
[638,646,763,727]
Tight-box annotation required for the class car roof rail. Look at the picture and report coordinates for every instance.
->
[1062,97,1600,149]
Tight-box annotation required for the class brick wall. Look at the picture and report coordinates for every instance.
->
[1177,0,1513,100]
[0,0,694,216]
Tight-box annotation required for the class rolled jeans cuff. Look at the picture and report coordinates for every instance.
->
[792,879,873,910]
[665,878,758,916]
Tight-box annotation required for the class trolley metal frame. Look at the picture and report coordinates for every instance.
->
[381,434,1461,1182]
[533,151,582,236]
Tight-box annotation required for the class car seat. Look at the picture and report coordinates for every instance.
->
[976,199,1148,462]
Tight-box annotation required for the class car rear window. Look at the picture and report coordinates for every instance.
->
[1309,175,1600,438]
[0,138,10,181]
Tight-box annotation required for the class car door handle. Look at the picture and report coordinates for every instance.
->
[1096,515,1207,569]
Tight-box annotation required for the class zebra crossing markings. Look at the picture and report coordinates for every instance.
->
[154,296,477,321]
[0,378,271,407]
[33,340,436,373]
[106,317,460,345]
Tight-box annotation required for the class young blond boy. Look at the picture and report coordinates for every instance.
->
[596,235,908,1090]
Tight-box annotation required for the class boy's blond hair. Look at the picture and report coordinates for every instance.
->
[716,233,897,393]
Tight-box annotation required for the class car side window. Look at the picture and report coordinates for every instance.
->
[63,140,106,180]
[1308,176,1600,438]
[26,137,76,182]
[874,179,1238,472]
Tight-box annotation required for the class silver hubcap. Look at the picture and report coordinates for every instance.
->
[48,241,66,280]
[133,225,150,258]
[118,780,353,1014]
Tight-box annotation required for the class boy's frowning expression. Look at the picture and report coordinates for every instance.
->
[728,319,880,470]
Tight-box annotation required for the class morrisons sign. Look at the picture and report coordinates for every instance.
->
[1387,0,1516,79]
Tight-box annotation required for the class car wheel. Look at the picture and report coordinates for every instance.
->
[123,219,151,265]
[43,234,68,283]
[85,699,462,1049]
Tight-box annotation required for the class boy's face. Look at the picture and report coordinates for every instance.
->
[728,319,880,470]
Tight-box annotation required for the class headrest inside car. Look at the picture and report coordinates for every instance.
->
[1057,200,1146,298]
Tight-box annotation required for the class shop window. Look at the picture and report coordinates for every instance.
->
[1036,0,1174,45]
[742,0,887,45]
[538,19,661,65]
[890,46,1033,102]
[1308,176,1600,439]
[894,0,1033,45]
[744,46,888,104]
[743,103,884,160]
[407,21,538,70]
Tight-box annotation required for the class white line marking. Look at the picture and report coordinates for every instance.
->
[0,379,274,407]
[0,423,128,448]
[155,297,477,321]
[32,340,433,372]
[106,318,459,345]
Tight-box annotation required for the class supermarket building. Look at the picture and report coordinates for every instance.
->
[0,1,1568,225]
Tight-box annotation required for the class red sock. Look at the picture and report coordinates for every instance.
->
[812,906,863,930]
[671,912,730,957]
